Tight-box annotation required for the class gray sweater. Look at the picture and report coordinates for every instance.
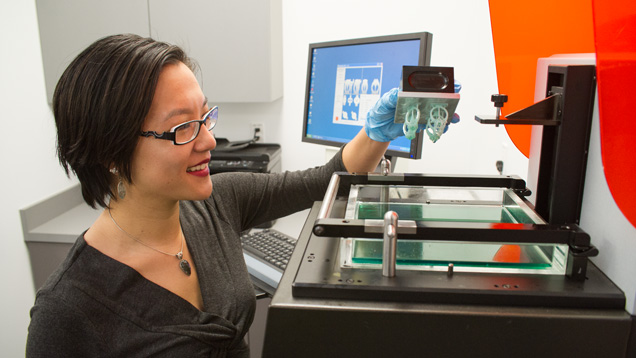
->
[26,150,346,357]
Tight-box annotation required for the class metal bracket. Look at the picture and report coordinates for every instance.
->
[475,93,562,126]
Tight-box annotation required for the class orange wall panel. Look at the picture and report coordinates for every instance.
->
[489,0,595,157]
[592,0,636,228]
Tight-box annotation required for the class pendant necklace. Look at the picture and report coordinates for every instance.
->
[108,208,192,276]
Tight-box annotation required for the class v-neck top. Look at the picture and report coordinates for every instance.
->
[26,150,346,357]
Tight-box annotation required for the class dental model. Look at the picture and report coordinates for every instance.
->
[425,105,449,143]
[353,79,361,95]
[371,79,380,94]
[361,79,368,94]
[403,106,420,140]
[344,79,353,94]
[402,104,449,142]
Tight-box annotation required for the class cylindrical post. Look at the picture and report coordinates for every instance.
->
[380,156,391,176]
[317,173,340,220]
[382,211,398,277]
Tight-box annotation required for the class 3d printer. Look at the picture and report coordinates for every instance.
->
[263,65,632,357]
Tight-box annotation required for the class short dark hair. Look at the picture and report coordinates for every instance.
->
[54,34,196,208]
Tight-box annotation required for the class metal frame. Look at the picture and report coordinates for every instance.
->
[311,172,596,281]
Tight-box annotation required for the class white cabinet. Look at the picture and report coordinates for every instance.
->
[36,0,150,104]
[36,0,282,104]
[149,0,282,103]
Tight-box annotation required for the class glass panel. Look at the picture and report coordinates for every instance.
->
[340,238,568,275]
[339,185,562,274]
[346,185,545,224]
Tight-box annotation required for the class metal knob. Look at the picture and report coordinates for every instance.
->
[491,94,508,125]
[491,94,508,108]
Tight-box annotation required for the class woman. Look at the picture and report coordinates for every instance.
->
[26,34,407,357]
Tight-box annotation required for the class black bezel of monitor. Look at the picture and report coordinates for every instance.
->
[301,32,433,159]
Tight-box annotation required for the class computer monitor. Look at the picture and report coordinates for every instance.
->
[302,32,433,159]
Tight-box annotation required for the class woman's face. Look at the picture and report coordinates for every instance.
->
[128,61,216,205]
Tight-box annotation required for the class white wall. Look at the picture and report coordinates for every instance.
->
[0,1,78,355]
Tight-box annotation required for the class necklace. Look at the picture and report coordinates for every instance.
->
[108,208,192,276]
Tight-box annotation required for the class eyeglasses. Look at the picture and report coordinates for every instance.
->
[140,106,218,145]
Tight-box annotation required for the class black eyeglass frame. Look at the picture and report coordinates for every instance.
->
[139,106,218,145]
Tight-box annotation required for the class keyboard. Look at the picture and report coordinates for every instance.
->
[241,229,297,288]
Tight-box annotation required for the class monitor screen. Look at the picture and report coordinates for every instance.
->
[302,32,432,159]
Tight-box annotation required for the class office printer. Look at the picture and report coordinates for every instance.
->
[209,138,281,174]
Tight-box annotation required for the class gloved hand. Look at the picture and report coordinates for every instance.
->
[364,80,461,142]
[364,88,403,142]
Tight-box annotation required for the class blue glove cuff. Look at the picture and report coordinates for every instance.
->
[364,122,393,142]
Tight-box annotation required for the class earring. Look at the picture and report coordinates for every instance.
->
[110,167,126,199]
[117,178,126,199]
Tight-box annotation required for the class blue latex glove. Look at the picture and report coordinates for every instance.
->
[364,80,461,142]
[364,88,403,142]
[454,79,462,94]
